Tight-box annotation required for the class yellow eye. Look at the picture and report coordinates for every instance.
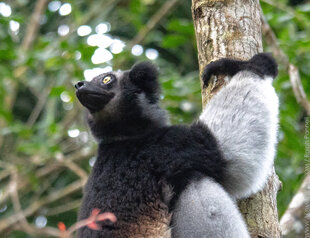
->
[103,76,112,84]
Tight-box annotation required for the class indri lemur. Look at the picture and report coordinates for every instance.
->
[75,53,279,238]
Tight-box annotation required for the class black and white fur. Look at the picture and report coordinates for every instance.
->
[75,53,278,238]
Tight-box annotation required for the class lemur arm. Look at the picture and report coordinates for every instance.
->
[199,53,279,199]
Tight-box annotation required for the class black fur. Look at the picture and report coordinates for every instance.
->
[129,62,160,104]
[75,62,226,237]
[202,53,278,88]
[78,123,225,237]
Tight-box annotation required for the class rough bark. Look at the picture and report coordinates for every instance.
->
[191,0,281,237]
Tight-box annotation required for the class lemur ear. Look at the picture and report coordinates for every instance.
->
[129,62,160,100]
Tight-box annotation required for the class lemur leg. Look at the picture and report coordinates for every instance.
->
[171,177,250,238]
[200,53,279,199]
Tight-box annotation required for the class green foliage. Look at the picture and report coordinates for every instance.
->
[0,0,308,236]
[261,0,310,216]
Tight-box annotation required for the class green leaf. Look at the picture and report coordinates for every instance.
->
[161,34,188,49]
[50,86,66,97]
[167,19,194,36]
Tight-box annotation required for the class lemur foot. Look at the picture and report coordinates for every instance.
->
[202,53,278,88]
[248,53,278,78]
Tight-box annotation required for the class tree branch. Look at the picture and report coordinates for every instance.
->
[0,148,94,206]
[0,180,85,233]
[57,154,88,182]
[262,16,310,116]
[26,86,51,126]
[128,0,180,47]
[9,169,34,234]
[280,174,310,237]
[12,223,60,237]
[261,16,289,67]
[261,0,309,26]
[46,200,81,216]
[21,0,49,51]
[289,64,310,116]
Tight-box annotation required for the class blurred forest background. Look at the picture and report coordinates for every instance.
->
[0,0,309,237]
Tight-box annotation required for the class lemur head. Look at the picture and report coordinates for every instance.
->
[75,62,169,141]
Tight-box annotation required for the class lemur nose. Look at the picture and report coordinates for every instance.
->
[75,81,85,89]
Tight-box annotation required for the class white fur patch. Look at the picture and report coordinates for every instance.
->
[199,71,279,199]
[172,177,250,237]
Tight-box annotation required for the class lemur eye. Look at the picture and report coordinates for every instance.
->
[102,76,112,84]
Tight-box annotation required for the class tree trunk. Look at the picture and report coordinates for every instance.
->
[191,0,281,237]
